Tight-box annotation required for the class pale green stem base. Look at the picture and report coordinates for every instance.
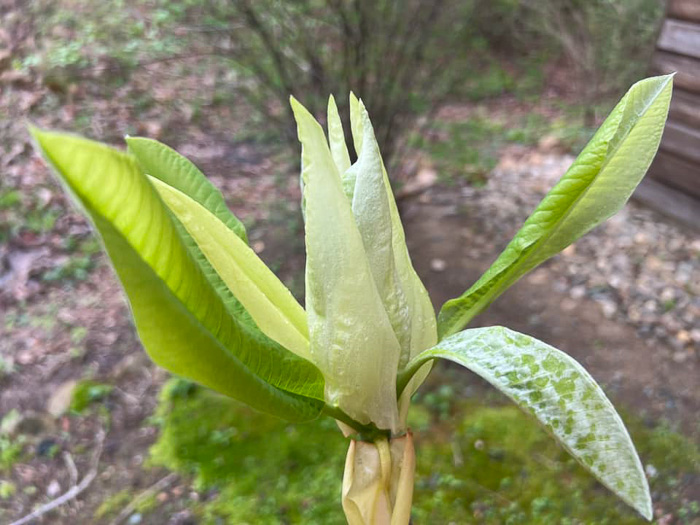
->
[342,432,415,525]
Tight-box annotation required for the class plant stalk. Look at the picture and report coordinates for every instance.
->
[342,431,415,525]
[322,404,391,441]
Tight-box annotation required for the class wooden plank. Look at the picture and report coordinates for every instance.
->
[668,0,700,24]
[633,178,700,231]
[668,88,700,128]
[651,51,700,93]
[659,121,700,165]
[657,19,700,59]
[647,150,700,198]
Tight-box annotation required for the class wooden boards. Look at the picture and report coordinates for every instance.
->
[668,0,700,24]
[647,6,700,200]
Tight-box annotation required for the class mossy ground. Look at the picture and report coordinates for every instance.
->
[150,378,699,524]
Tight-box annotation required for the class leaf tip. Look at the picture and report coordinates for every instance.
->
[289,95,310,120]
[636,489,653,522]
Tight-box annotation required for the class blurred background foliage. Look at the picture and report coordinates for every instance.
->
[15,0,664,166]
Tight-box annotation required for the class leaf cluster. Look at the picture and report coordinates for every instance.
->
[30,73,673,520]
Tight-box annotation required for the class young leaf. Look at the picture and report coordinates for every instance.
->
[291,96,402,431]
[351,105,412,356]
[437,75,673,338]
[127,137,255,329]
[349,91,365,158]
[327,95,352,175]
[32,129,325,422]
[150,176,311,361]
[125,136,248,243]
[399,326,652,520]
[348,101,438,420]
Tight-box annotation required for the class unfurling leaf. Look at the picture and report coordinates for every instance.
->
[291,97,402,431]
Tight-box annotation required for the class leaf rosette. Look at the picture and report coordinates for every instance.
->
[31,73,673,523]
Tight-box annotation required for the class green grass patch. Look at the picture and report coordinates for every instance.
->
[417,111,595,186]
[150,378,699,524]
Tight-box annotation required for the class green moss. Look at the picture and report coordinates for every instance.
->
[414,404,699,524]
[134,493,159,514]
[150,379,699,524]
[95,490,132,519]
[70,380,113,414]
[0,435,24,472]
[0,481,16,500]
[150,378,347,524]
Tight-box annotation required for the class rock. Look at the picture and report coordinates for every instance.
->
[430,258,447,272]
[676,330,691,345]
[645,464,658,479]
[569,285,586,300]
[527,269,548,285]
[46,479,61,498]
[562,245,576,257]
[660,288,675,303]
[600,300,618,319]
[643,300,657,313]
[47,380,77,417]
[672,351,688,363]
[608,275,622,289]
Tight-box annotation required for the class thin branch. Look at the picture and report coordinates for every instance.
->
[10,430,106,525]
[63,452,79,487]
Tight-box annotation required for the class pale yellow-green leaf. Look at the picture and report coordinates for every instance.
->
[349,91,364,157]
[150,177,311,361]
[347,98,438,422]
[31,129,324,422]
[351,104,412,354]
[291,96,401,431]
[327,95,351,175]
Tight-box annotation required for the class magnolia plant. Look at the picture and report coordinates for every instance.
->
[31,73,672,523]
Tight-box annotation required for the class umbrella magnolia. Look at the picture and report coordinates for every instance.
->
[31,73,673,523]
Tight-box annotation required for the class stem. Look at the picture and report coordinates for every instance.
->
[396,356,435,399]
[321,404,391,441]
